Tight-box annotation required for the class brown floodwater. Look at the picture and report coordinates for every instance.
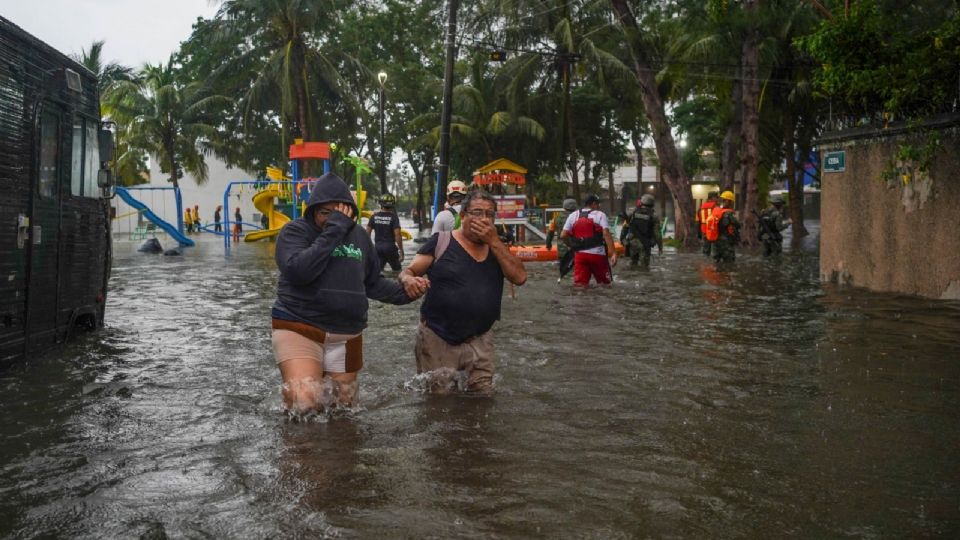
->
[1,223,958,538]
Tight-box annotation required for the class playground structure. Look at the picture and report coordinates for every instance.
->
[236,141,411,250]
[113,186,194,247]
[471,158,546,241]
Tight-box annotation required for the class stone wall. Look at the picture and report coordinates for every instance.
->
[819,119,960,300]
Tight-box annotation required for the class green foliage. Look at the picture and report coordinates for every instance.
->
[797,0,960,119]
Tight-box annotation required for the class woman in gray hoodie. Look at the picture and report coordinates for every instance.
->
[271,173,428,414]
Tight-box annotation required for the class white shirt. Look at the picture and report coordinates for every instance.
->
[562,208,609,256]
[431,204,462,234]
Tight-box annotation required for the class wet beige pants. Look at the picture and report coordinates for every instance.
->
[414,322,495,393]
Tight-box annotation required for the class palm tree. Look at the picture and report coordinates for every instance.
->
[110,57,230,189]
[71,40,136,96]
[210,0,359,143]
[72,41,149,186]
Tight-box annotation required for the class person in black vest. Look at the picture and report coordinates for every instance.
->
[365,193,404,271]
[399,190,527,394]
[271,173,428,415]
[625,194,663,268]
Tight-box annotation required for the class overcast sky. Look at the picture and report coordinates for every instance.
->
[2,0,220,68]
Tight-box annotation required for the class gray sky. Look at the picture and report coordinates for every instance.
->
[2,0,219,68]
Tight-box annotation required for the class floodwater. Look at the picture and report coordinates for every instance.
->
[2,223,959,538]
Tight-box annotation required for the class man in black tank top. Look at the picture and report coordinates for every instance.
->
[365,193,404,271]
[399,191,527,394]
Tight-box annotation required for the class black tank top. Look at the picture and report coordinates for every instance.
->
[418,233,504,344]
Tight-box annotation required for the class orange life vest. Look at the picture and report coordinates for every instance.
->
[704,206,735,242]
[697,201,717,234]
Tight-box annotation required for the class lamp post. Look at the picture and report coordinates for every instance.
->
[377,71,388,194]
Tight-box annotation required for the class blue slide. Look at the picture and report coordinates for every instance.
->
[115,187,195,247]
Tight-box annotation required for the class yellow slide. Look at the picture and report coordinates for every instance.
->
[244,187,290,242]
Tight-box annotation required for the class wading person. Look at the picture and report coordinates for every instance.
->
[697,191,719,256]
[400,190,527,394]
[366,193,404,271]
[431,180,467,234]
[233,207,243,243]
[272,173,427,414]
[707,190,740,263]
[192,205,201,232]
[214,205,222,233]
[560,194,617,286]
[184,207,194,234]
[758,194,790,257]
[546,198,577,279]
[625,194,663,268]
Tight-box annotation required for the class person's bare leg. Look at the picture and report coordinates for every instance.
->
[278,358,325,414]
[327,371,359,407]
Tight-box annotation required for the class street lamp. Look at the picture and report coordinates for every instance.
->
[377,71,388,194]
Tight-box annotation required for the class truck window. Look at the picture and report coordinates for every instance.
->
[71,120,83,195]
[39,111,58,199]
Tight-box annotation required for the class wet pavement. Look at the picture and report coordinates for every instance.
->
[1,223,959,538]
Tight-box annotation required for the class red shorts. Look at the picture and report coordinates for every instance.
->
[573,252,611,286]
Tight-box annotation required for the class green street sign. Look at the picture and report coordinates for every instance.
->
[824,150,846,173]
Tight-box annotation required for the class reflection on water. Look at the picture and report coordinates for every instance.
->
[1,227,959,538]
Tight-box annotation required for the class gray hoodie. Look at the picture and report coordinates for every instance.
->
[272,173,409,334]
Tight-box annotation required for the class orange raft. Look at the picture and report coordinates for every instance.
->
[508,243,626,262]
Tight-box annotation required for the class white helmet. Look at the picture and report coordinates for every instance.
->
[446,180,467,195]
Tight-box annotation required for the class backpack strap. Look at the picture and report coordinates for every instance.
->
[434,231,453,261]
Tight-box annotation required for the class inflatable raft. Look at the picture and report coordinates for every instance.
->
[508,243,626,262]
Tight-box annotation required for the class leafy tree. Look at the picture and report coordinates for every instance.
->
[73,41,150,186]
[110,58,230,189]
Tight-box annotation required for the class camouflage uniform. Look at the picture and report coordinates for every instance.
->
[758,206,788,257]
[712,211,740,263]
[546,210,573,258]
[626,206,663,268]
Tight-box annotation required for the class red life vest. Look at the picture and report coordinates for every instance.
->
[570,210,605,251]
[705,206,735,242]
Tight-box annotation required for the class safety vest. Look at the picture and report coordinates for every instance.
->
[570,210,605,251]
[705,206,735,242]
[697,201,717,234]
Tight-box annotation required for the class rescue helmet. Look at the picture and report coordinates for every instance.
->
[770,194,784,206]
[584,193,600,205]
[562,198,577,212]
[640,194,655,207]
[446,180,467,197]
[378,193,397,207]
[720,190,735,202]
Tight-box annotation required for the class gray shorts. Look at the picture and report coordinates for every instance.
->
[414,322,495,392]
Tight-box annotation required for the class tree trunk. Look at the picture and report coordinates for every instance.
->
[631,129,643,213]
[739,0,761,246]
[563,61,581,204]
[609,0,696,245]
[721,71,742,191]
[790,130,811,239]
[607,167,617,216]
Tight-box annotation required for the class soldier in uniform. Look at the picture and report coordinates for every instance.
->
[711,190,740,263]
[625,194,663,268]
[758,194,790,257]
[546,198,577,259]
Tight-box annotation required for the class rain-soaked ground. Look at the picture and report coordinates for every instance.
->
[2,222,959,538]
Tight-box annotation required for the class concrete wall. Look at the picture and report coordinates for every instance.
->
[819,122,960,299]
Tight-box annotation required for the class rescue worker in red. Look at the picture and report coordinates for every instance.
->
[706,190,740,263]
[560,194,617,286]
[696,191,719,256]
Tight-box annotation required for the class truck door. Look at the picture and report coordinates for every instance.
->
[25,105,63,351]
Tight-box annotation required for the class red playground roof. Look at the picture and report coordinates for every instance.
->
[289,142,330,160]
